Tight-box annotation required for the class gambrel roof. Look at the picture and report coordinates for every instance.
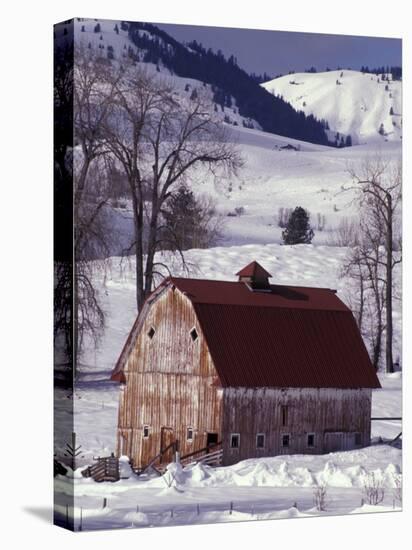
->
[111,263,380,390]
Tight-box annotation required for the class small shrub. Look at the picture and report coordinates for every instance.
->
[313,484,327,511]
[316,212,326,231]
[392,473,402,505]
[362,472,385,505]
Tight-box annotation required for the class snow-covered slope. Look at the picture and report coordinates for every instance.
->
[66,18,261,131]
[262,70,402,145]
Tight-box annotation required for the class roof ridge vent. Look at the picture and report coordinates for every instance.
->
[236,261,272,292]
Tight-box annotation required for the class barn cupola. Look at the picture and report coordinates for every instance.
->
[236,261,272,292]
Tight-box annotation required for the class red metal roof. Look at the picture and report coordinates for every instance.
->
[236,261,272,279]
[170,277,380,389]
[112,268,380,390]
[192,304,379,388]
[169,277,345,311]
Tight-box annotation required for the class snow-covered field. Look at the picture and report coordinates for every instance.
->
[54,442,401,530]
[54,241,402,530]
[109,127,401,253]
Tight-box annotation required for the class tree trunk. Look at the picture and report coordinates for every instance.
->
[372,315,383,371]
[144,193,159,298]
[131,193,145,310]
[385,195,394,373]
[358,270,364,331]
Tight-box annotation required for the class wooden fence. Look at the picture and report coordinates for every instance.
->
[82,454,120,482]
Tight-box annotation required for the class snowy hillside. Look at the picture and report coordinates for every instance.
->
[70,18,261,130]
[262,70,402,145]
[110,126,401,251]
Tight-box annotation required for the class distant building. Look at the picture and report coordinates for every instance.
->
[111,261,380,471]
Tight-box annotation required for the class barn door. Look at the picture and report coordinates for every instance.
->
[324,432,344,452]
[160,427,175,464]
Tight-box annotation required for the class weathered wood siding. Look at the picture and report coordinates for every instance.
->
[116,286,223,468]
[221,387,372,465]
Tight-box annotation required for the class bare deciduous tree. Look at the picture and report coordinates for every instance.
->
[347,157,401,373]
[72,51,120,369]
[102,63,241,309]
[327,216,360,248]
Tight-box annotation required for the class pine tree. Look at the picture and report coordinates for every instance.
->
[282,207,314,245]
[161,186,220,250]
[345,134,352,147]
[94,23,101,33]
[114,23,119,34]
[390,106,394,115]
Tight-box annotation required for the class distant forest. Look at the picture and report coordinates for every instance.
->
[360,66,402,80]
[126,22,332,146]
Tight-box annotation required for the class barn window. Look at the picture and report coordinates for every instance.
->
[230,433,240,449]
[307,433,315,448]
[148,327,156,339]
[281,433,290,448]
[281,405,289,426]
[256,433,265,449]
[187,427,193,441]
[143,425,149,438]
[355,432,362,446]
[190,327,198,342]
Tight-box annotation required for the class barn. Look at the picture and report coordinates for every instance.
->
[111,261,381,471]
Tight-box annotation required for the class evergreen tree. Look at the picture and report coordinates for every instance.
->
[345,134,352,147]
[114,23,119,34]
[161,186,220,250]
[390,106,394,115]
[282,207,314,245]
[81,25,85,32]
[378,123,385,136]
[94,23,101,33]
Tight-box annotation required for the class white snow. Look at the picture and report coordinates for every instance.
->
[53,19,402,531]
[53,444,402,530]
[262,70,402,145]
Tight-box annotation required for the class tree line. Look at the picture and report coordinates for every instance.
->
[360,66,402,81]
[125,22,331,146]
